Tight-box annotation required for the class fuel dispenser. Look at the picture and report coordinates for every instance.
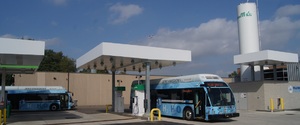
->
[114,86,125,113]
[132,84,145,116]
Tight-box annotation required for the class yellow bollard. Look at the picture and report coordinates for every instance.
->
[106,104,112,113]
[150,108,161,121]
[3,108,6,124]
[270,98,274,112]
[280,98,285,110]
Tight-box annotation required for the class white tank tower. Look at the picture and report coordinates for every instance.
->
[234,2,298,82]
[237,2,260,81]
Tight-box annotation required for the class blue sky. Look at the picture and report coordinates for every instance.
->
[1,0,300,77]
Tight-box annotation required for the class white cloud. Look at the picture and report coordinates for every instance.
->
[51,0,68,6]
[134,18,239,76]
[260,17,300,49]
[44,37,61,47]
[109,3,143,24]
[1,34,18,39]
[143,18,239,58]
[0,34,35,40]
[51,21,58,26]
[260,4,300,50]
[275,5,300,18]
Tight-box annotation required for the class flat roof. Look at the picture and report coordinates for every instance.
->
[0,38,45,73]
[76,42,192,71]
[234,50,299,65]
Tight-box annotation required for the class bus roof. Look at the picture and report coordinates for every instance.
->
[151,74,225,89]
[1,86,67,94]
[159,74,223,84]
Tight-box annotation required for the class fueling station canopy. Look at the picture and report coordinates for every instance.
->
[76,42,191,72]
[234,50,298,66]
[76,42,192,115]
[0,37,45,110]
[0,38,45,74]
[234,50,298,81]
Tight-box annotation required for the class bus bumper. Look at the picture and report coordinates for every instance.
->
[208,113,240,119]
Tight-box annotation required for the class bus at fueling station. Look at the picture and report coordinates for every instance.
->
[131,74,239,121]
[2,86,77,111]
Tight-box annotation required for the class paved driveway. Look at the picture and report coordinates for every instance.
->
[6,106,300,125]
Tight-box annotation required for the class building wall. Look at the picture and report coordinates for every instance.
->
[229,81,265,110]
[230,81,300,111]
[263,81,300,110]
[14,72,170,106]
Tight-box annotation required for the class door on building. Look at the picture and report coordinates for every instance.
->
[234,93,248,110]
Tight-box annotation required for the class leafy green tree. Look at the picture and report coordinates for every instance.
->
[228,71,238,78]
[38,49,76,72]
[0,74,15,86]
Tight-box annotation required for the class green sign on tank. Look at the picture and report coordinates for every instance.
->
[0,64,38,69]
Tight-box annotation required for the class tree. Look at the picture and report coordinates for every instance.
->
[228,71,238,78]
[38,49,76,72]
[0,74,15,86]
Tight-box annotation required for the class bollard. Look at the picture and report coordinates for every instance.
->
[3,109,6,124]
[106,104,112,113]
[0,110,2,124]
[270,98,274,112]
[280,98,285,110]
[150,108,161,121]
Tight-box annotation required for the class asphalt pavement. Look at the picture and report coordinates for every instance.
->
[6,106,300,125]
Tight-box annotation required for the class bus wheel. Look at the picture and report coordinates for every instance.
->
[50,104,59,111]
[183,108,194,121]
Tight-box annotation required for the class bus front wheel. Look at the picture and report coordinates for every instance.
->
[50,104,59,111]
[183,108,194,121]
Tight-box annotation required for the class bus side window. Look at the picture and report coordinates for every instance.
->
[157,90,170,99]
[183,90,193,100]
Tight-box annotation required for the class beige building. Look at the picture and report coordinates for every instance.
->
[14,72,171,106]
[230,81,300,111]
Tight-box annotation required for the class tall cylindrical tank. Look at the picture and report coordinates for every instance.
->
[237,2,260,81]
[237,2,260,54]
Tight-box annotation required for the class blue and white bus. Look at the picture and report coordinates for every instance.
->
[131,74,239,121]
[2,86,77,111]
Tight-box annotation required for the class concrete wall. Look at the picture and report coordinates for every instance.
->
[230,81,265,110]
[14,72,170,106]
[230,81,300,111]
[264,81,300,110]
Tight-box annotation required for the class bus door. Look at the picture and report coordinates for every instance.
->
[60,94,68,109]
[194,88,205,118]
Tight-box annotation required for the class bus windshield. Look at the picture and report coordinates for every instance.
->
[208,88,235,106]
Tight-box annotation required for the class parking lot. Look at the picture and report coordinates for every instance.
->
[6,106,300,125]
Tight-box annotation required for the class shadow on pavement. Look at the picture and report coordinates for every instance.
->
[8,110,82,123]
[76,105,132,114]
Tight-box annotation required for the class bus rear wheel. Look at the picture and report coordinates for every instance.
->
[183,108,194,120]
[50,104,59,111]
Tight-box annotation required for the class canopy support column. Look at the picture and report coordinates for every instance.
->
[1,69,6,109]
[111,69,116,111]
[145,62,151,114]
